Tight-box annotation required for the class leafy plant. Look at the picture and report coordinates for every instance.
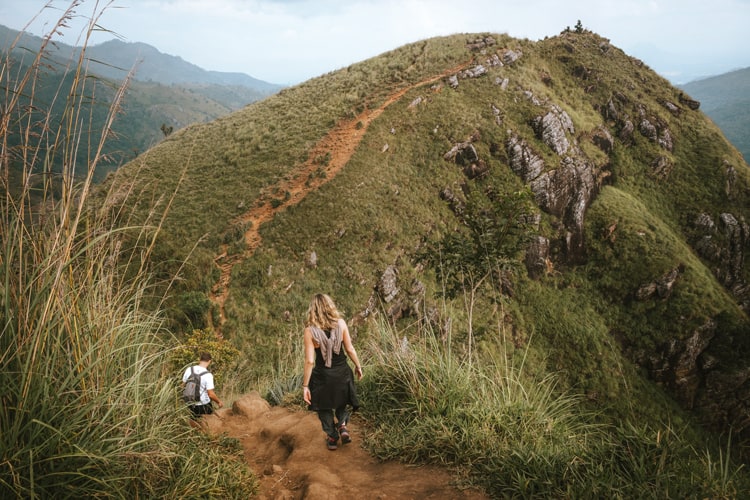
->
[418,185,535,299]
[170,329,241,388]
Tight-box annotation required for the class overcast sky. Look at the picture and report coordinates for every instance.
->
[2,0,749,85]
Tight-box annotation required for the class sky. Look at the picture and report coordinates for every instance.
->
[1,0,749,86]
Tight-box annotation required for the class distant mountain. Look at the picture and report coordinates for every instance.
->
[0,24,284,181]
[0,25,283,94]
[681,67,750,163]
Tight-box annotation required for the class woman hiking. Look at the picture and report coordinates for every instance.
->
[302,293,363,450]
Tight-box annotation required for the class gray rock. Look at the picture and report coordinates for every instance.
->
[533,105,575,155]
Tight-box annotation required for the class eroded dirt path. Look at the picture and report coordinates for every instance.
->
[209,63,471,332]
[202,393,489,500]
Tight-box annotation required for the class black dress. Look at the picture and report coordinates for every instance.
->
[308,332,359,412]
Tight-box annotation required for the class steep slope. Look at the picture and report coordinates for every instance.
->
[104,29,750,460]
[208,61,471,329]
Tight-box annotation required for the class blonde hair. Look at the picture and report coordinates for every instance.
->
[305,293,341,329]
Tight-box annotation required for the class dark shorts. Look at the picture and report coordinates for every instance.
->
[188,403,214,418]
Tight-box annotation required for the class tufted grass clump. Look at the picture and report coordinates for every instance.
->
[357,318,748,498]
[0,2,256,497]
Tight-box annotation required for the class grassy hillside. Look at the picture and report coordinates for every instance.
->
[105,22,750,442]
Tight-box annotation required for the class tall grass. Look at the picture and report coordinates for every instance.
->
[354,316,748,498]
[0,2,255,497]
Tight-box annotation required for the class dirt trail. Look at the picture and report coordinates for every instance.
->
[201,392,489,499]
[209,62,472,332]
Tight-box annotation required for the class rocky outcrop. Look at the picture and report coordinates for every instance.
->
[637,106,674,151]
[501,48,523,65]
[591,126,614,153]
[646,320,716,409]
[466,36,496,51]
[532,104,575,155]
[525,236,551,279]
[507,135,544,182]
[377,265,400,303]
[678,92,701,110]
[651,155,674,180]
[693,212,750,310]
[507,130,603,262]
[372,265,426,323]
[635,265,683,300]
[448,43,519,89]
[444,136,490,179]
[636,318,750,440]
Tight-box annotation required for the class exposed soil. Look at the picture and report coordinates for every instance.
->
[208,62,472,333]
[200,392,489,500]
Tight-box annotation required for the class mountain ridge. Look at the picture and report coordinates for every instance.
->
[0,23,283,181]
[100,29,750,487]
[0,24,283,90]
[681,66,750,163]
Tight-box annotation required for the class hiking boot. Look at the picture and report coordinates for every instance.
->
[339,424,351,444]
[326,435,338,450]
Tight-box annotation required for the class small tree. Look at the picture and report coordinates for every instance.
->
[418,185,535,300]
[171,329,241,388]
[575,20,584,34]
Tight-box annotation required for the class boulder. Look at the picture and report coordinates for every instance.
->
[591,126,614,153]
[678,92,701,110]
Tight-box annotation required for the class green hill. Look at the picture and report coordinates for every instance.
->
[681,67,750,163]
[104,25,750,462]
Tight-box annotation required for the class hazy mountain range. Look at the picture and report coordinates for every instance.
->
[681,67,750,163]
[0,24,283,180]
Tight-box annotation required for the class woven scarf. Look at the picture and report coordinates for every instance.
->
[310,322,342,368]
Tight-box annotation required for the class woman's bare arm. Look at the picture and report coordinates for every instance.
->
[341,320,363,380]
[302,327,316,404]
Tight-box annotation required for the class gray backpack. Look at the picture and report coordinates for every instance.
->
[182,366,206,403]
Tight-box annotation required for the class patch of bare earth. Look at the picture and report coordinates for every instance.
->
[200,393,489,500]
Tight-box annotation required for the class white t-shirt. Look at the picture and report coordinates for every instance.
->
[182,365,215,405]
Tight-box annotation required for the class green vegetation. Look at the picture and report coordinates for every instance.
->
[0,5,256,497]
[0,24,274,184]
[5,1,750,497]
[355,321,747,498]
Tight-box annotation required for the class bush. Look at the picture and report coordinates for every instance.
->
[171,329,241,388]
